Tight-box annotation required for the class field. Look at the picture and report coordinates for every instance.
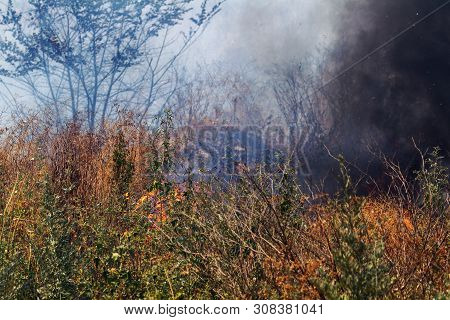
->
[0,116,447,300]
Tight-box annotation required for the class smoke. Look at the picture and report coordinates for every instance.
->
[186,0,337,68]
[191,0,450,160]
[185,0,449,186]
[325,0,450,169]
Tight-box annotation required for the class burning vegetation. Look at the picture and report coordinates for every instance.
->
[0,0,448,300]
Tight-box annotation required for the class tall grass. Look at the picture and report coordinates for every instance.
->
[0,116,448,299]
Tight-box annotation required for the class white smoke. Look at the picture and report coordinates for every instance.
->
[185,0,340,70]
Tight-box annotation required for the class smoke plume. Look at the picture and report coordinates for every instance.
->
[327,0,450,167]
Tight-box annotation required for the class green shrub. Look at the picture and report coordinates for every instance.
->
[415,147,449,217]
[112,130,134,208]
[314,158,393,299]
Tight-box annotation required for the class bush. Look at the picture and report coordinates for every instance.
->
[0,117,447,299]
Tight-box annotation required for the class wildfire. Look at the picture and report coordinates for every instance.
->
[135,187,184,227]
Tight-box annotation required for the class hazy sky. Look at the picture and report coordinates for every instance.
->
[0,0,341,118]
[0,0,340,71]
[184,0,338,70]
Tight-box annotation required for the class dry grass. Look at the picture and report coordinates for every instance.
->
[0,116,448,299]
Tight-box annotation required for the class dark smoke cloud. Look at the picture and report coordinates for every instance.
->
[328,0,450,166]
[185,0,449,187]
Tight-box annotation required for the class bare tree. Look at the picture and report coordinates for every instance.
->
[170,65,271,127]
[0,0,223,130]
[271,61,327,148]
